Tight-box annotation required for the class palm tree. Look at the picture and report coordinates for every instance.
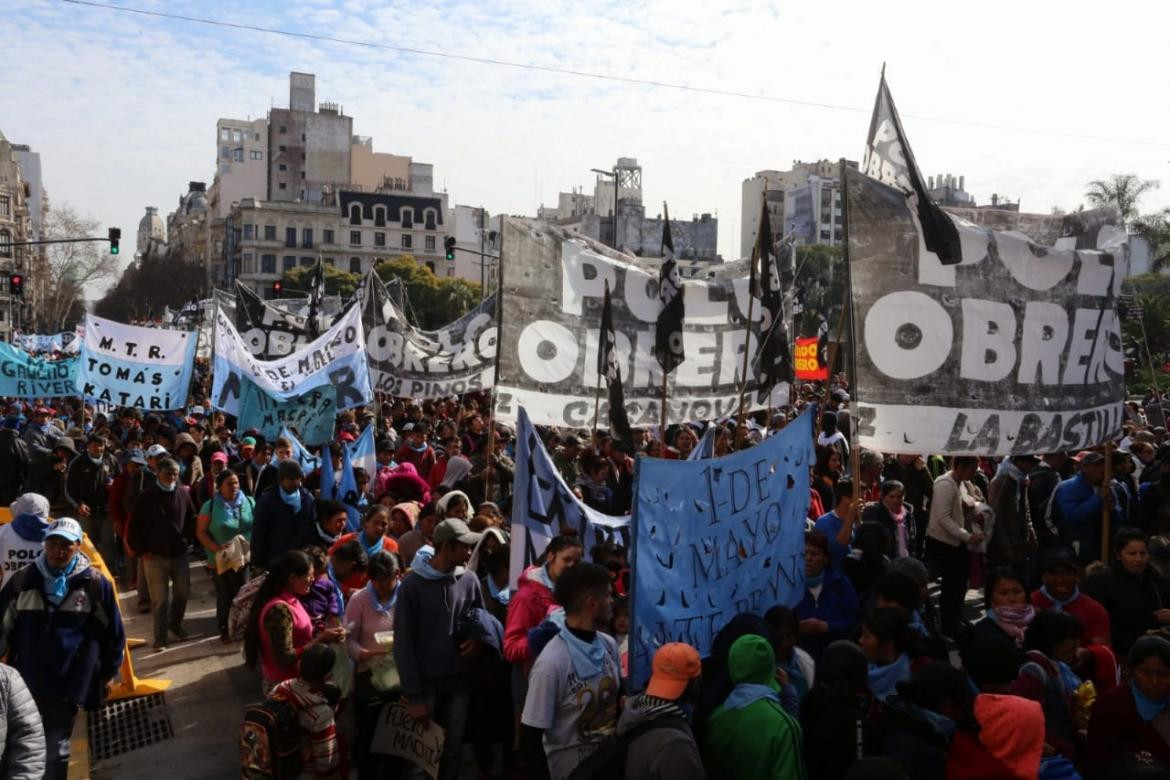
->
[1134,209,1170,274]
[1085,174,1159,221]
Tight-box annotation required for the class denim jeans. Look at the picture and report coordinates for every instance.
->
[427,686,471,780]
[38,698,77,780]
[142,552,190,644]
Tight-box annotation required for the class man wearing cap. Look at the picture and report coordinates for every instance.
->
[396,422,437,476]
[1030,546,1111,649]
[1052,451,1121,564]
[394,517,486,780]
[64,433,118,568]
[251,460,317,570]
[0,494,52,585]
[232,438,269,497]
[0,517,125,779]
[128,458,197,649]
[987,454,1041,575]
[21,406,57,462]
[617,642,705,780]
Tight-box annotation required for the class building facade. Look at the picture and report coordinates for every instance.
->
[213,118,268,218]
[267,73,353,205]
[448,204,499,290]
[0,131,32,340]
[136,207,166,260]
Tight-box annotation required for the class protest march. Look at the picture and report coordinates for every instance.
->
[0,70,1164,780]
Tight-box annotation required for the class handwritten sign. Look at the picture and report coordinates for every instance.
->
[237,380,336,446]
[630,406,813,688]
[371,701,445,780]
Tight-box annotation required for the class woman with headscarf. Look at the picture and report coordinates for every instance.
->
[862,479,917,560]
[439,454,473,491]
[435,490,473,521]
[969,568,1034,658]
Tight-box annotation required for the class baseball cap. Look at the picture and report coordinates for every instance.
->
[1079,451,1106,466]
[402,422,415,433]
[145,444,168,458]
[1041,546,1080,573]
[45,518,83,543]
[210,451,229,465]
[33,406,52,416]
[127,450,148,467]
[339,431,356,443]
[432,518,482,547]
[240,436,257,449]
[645,642,702,700]
[10,493,49,521]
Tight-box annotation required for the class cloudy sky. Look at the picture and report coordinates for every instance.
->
[7,0,1170,289]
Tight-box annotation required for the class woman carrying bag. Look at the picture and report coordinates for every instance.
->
[196,470,255,643]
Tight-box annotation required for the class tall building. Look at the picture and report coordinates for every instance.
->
[136,207,166,260]
[537,188,593,221]
[212,118,268,218]
[448,204,499,290]
[267,72,353,205]
[783,173,850,247]
[740,160,841,258]
[0,131,32,340]
[592,157,643,222]
[350,136,411,193]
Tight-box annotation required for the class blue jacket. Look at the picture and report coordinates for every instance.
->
[393,570,484,700]
[793,566,860,661]
[250,486,316,568]
[0,554,125,710]
[1053,474,1121,562]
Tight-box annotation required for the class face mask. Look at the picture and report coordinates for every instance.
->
[89,454,103,465]
[40,423,53,434]
[158,480,177,493]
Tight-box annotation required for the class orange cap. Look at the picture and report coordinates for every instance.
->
[645,642,702,700]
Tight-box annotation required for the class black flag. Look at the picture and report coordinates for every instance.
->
[306,258,326,337]
[599,283,633,443]
[862,70,962,265]
[752,201,791,388]
[654,203,685,374]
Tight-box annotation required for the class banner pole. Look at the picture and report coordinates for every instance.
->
[484,214,507,502]
[1101,441,1114,563]
[815,305,849,441]
[734,256,759,449]
[659,369,669,450]
[838,158,862,497]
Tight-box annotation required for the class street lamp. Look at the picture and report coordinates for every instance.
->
[591,167,619,248]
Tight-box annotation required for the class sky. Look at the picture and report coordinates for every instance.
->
[6,0,1170,294]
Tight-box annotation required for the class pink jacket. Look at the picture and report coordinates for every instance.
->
[503,565,554,665]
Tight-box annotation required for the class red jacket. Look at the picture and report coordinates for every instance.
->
[1085,682,1170,777]
[503,565,554,665]
[945,731,1016,779]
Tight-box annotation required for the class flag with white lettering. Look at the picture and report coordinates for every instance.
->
[654,204,685,374]
[599,284,633,443]
[78,315,197,410]
[752,201,791,389]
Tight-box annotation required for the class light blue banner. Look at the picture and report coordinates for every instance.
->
[78,315,198,411]
[238,380,336,446]
[347,423,376,478]
[630,406,814,688]
[0,342,79,398]
[280,425,320,474]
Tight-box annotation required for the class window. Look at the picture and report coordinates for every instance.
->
[233,148,244,162]
[374,232,386,247]
[350,231,361,246]
[220,128,230,141]
[250,151,263,160]
[0,196,9,216]
[401,234,412,250]
[255,133,261,141]
[325,257,335,267]
[425,261,436,273]
[278,164,287,171]
[261,254,276,274]
[279,183,287,190]
[264,225,277,241]
[349,204,362,225]
[301,153,305,162]
[279,125,287,134]
[285,227,297,247]
[221,146,230,159]
[279,145,287,153]
[0,230,10,258]
[243,224,254,240]
[301,134,306,141]
[300,257,313,267]
[302,228,313,248]
[424,235,435,252]
[446,267,455,277]
[349,257,361,273]
[221,164,230,174]
[242,253,254,274]
[323,229,334,245]
[374,207,386,227]
[283,256,296,271]
[401,209,413,229]
[232,129,243,142]
[424,209,436,230]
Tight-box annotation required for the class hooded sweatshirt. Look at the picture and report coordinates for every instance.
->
[966,694,1044,780]
[704,634,807,780]
[617,694,704,780]
[504,564,556,665]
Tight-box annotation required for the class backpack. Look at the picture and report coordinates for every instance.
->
[240,698,302,779]
[566,716,690,780]
[228,572,267,641]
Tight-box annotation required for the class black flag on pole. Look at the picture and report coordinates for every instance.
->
[599,284,633,444]
[862,70,962,265]
[752,201,791,388]
[654,204,686,375]
[306,258,326,337]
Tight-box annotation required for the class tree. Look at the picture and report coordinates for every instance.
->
[94,244,206,323]
[281,263,360,299]
[38,203,118,331]
[1084,173,1170,274]
[374,255,481,329]
[793,244,846,338]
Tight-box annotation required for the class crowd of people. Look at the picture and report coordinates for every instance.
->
[0,380,1168,779]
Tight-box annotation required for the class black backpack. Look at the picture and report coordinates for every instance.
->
[566,715,690,780]
[240,699,302,779]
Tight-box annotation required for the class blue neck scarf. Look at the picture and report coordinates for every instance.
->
[412,556,453,581]
[1132,680,1170,722]
[805,571,825,589]
[724,682,780,711]
[868,653,911,702]
[215,491,246,526]
[912,704,957,739]
[316,525,339,546]
[778,654,810,698]
[158,480,177,493]
[360,532,384,557]
[532,565,554,591]
[1056,660,1082,693]
[486,575,511,605]
[1040,585,1080,612]
[908,609,929,638]
[35,552,80,606]
[325,563,345,609]
[280,486,302,512]
[548,610,608,680]
[409,440,427,453]
[11,513,49,543]
[368,581,397,615]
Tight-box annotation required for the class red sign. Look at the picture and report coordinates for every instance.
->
[794,337,827,380]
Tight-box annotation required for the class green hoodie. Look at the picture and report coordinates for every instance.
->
[703,634,807,780]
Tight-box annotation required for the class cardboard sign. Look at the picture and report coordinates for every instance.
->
[371,701,445,780]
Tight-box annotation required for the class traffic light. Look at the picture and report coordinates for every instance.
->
[8,275,22,301]
[444,236,456,262]
[107,227,121,255]
[272,280,282,297]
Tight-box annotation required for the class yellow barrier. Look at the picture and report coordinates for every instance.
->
[0,508,171,701]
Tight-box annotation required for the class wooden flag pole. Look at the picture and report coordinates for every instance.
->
[659,369,669,451]
[734,258,758,450]
[592,279,609,451]
[814,304,850,441]
[484,214,506,501]
[1101,441,1115,564]
[838,156,862,502]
